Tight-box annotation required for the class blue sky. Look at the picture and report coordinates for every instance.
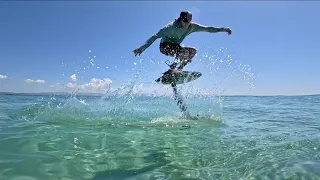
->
[0,1,319,95]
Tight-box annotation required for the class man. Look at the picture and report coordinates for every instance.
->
[133,10,232,73]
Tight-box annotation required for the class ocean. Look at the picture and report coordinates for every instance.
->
[0,92,319,180]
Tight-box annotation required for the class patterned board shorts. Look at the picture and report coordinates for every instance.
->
[159,42,188,58]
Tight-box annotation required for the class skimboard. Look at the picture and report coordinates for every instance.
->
[155,70,202,85]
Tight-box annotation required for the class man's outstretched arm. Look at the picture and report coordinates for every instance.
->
[134,26,171,56]
[191,23,232,35]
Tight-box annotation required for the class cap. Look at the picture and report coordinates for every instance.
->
[179,10,192,22]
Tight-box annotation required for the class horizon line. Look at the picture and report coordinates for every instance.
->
[0,91,319,97]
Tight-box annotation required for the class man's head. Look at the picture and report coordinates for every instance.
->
[179,10,192,28]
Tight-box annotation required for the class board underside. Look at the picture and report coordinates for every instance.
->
[155,71,202,85]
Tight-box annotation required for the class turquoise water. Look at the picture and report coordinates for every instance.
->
[0,92,320,180]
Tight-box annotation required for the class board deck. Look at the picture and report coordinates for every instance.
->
[155,70,202,85]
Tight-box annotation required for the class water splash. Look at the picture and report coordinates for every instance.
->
[50,44,256,127]
[191,46,256,96]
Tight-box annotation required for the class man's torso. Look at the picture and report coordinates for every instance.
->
[160,20,195,44]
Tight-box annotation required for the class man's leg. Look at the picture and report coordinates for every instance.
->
[160,43,197,71]
[176,46,197,70]
[160,42,183,70]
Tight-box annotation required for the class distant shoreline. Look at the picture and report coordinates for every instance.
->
[0,92,103,97]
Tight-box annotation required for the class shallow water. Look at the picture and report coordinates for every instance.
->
[0,93,319,180]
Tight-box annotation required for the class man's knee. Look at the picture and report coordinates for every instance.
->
[185,46,197,52]
[184,47,197,58]
[190,48,197,57]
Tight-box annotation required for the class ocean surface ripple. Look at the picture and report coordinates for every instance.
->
[0,93,319,180]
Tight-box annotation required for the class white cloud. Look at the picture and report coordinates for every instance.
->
[24,79,45,84]
[79,78,112,91]
[0,74,8,79]
[70,74,76,82]
[66,82,77,88]
[51,78,112,93]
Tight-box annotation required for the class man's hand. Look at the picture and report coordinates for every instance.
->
[225,27,232,35]
[133,48,142,56]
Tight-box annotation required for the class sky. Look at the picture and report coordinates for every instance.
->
[0,1,319,96]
